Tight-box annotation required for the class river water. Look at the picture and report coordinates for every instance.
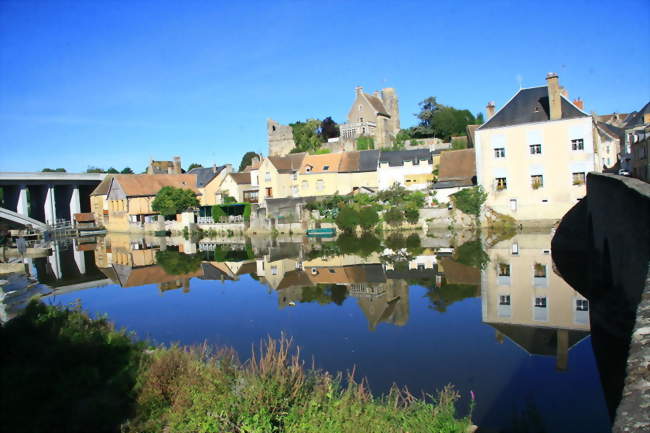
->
[17,230,610,433]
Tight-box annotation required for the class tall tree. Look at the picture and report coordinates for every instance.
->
[86,167,104,173]
[151,186,199,216]
[319,117,340,140]
[411,97,478,141]
[239,152,258,172]
[106,167,119,174]
[121,167,134,174]
[290,119,323,153]
[187,163,202,171]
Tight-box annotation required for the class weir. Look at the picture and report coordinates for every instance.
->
[552,172,650,432]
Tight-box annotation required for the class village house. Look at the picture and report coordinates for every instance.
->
[257,152,307,205]
[219,172,259,203]
[621,101,650,180]
[146,156,182,174]
[474,73,597,221]
[432,148,477,203]
[102,174,199,232]
[593,121,622,171]
[89,174,114,227]
[377,149,434,190]
[189,164,232,206]
[339,86,400,149]
[297,153,343,197]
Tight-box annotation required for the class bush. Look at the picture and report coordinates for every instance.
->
[406,233,423,254]
[335,206,359,232]
[242,203,251,222]
[450,186,487,217]
[152,186,199,216]
[211,205,226,222]
[358,206,379,230]
[404,206,420,224]
[383,207,404,227]
[385,233,406,251]
[223,195,237,204]
[356,136,374,150]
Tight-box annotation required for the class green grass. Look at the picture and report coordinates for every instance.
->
[2,301,474,433]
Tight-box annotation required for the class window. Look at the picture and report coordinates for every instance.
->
[534,263,546,278]
[292,173,297,181]
[606,145,610,154]
[530,144,542,154]
[316,179,324,191]
[291,185,298,195]
[360,117,364,122]
[571,138,584,150]
[494,147,506,158]
[535,297,547,308]
[498,263,510,277]
[496,177,507,190]
[531,175,543,189]
[576,299,589,311]
[499,295,511,305]
[271,266,278,276]
[572,172,586,185]
[323,165,329,171]
[264,171,271,182]
[301,180,308,190]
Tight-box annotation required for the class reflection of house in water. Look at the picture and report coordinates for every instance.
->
[481,234,590,370]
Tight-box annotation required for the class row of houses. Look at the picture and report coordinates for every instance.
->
[88,73,648,231]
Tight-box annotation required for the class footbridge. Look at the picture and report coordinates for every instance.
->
[0,172,106,229]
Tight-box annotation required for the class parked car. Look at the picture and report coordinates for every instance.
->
[618,169,631,176]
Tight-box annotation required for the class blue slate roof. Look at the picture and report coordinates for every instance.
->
[379,149,432,167]
[478,86,588,130]
[189,165,227,187]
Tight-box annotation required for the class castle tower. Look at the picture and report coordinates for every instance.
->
[267,118,296,156]
[381,88,400,134]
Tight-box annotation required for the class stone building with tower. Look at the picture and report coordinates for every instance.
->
[267,119,296,157]
[147,156,182,175]
[339,86,400,149]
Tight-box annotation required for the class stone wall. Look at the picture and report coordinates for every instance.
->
[267,118,295,156]
[552,172,650,430]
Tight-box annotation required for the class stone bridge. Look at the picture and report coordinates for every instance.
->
[552,172,650,432]
[0,172,105,229]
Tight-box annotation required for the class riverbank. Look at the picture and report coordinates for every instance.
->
[1,300,475,433]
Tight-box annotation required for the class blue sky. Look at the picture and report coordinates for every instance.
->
[1,0,649,173]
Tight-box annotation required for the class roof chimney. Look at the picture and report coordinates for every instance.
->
[212,163,217,173]
[355,86,363,96]
[173,156,182,174]
[572,97,584,110]
[546,73,562,121]
[486,101,496,119]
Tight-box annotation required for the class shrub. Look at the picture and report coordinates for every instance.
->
[406,191,426,208]
[406,233,422,254]
[223,195,237,204]
[358,206,379,230]
[383,207,404,227]
[242,203,251,222]
[404,206,420,224]
[450,186,487,217]
[211,205,226,222]
[356,136,375,150]
[385,233,406,251]
[152,186,199,216]
[335,206,359,232]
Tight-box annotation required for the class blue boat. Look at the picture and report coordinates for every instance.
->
[306,227,336,237]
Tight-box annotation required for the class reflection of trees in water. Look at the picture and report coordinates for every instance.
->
[155,250,202,275]
[422,279,479,313]
[453,239,489,269]
[299,284,348,306]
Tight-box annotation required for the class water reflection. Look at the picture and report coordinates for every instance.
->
[9,230,609,432]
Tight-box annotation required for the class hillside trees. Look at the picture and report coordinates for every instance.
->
[151,186,199,216]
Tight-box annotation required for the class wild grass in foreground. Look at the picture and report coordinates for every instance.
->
[1,301,474,433]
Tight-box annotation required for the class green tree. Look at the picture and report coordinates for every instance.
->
[211,205,226,222]
[238,152,258,171]
[475,112,485,124]
[404,206,420,224]
[86,167,104,173]
[450,186,487,217]
[151,186,199,216]
[385,233,406,250]
[412,97,478,141]
[358,206,379,231]
[454,239,489,270]
[356,136,374,150]
[319,117,340,141]
[42,168,54,172]
[223,195,237,204]
[335,206,359,232]
[377,183,408,206]
[290,119,323,153]
[106,167,119,174]
[187,163,203,171]
[406,233,422,254]
[383,207,404,227]
[121,167,134,174]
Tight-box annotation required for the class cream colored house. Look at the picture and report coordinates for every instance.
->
[104,174,199,232]
[593,121,621,171]
[189,165,232,206]
[475,73,597,221]
[219,172,258,203]
[481,233,589,370]
[257,153,307,206]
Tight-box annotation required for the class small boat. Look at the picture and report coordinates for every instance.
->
[306,227,336,237]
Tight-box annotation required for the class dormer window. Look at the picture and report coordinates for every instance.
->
[323,165,329,171]
[534,105,540,113]
[305,165,312,172]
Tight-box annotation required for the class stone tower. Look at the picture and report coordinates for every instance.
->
[267,118,296,156]
[381,88,400,135]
